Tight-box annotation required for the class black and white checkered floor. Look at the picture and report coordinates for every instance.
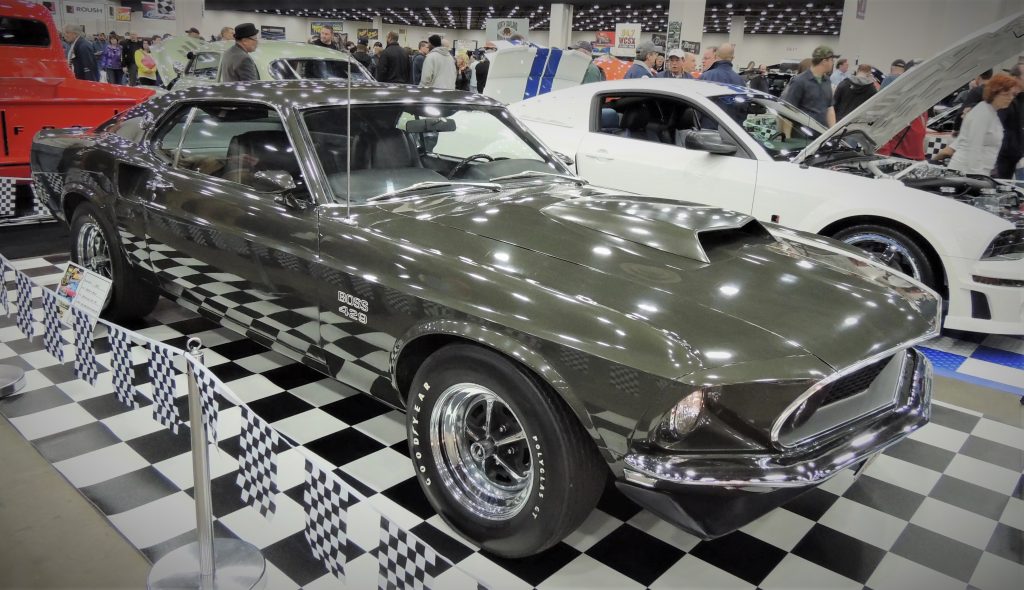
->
[1,255,1022,589]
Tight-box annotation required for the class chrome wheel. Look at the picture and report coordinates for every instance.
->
[840,233,921,280]
[429,383,533,520]
[75,220,113,281]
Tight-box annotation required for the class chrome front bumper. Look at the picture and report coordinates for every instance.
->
[616,348,932,539]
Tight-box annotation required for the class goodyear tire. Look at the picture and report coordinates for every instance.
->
[407,343,605,557]
[70,201,159,322]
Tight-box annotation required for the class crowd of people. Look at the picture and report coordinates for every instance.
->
[61,21,1023,180]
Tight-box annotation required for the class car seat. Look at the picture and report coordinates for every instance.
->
[672,106,702,147]
[599,108,620,133]
[363,128,423,170]
[223,130,301,187]
[617,105,657,141]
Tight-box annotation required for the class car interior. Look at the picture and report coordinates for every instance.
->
[595,95,739,150]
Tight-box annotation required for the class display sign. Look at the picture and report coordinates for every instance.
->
[356,28,378,43]
[666,21,681,51]
[454,40,477,54]
[55,262,112,323]
[486,18,529,41]
[651,33,666,51]
[116,6,131,21]
[64,1,104,17]
[310,21,344,38]
[261,25,285,40]
[614,23,639,57]
[681,40,701,56]
[141,0,175,21]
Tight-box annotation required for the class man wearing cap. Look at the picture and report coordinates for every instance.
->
[658,49,695,79]
[785,46,838,127]
[881,59,906,89]
[221,23,259,82]
[186,27,201,39]
[624,41,659,79]
[700,43,744,86]
[574,41,604,84]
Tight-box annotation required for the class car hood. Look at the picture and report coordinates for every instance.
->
[795,10,1024,163]
[152,36,210,87]
[385,184,938,372]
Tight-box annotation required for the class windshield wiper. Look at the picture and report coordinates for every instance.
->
[365,181,501,202]
[489,171,588,185]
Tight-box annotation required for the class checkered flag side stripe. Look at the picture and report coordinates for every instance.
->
[1,257,12,317]
[377,515,448,590]
[0,177,14,217]
[15,270,34,339]
[237,405,280,518]
[71,306,99,385]
[108,323,140,409]
[148,340,182,434]
[303,458,349,581]
[185,355,220,445]
[41,289,65,363]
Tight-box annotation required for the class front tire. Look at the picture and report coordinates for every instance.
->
[70,201,159,322]
[406,344,605,558]
[832,224,936,287]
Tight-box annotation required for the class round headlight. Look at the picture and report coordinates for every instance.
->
[667,389,704,437]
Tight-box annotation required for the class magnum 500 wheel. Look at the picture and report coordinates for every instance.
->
[70,201,159,322]
[406,344,605,557]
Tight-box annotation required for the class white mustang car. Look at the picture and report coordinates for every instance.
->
[510,13,1024,335]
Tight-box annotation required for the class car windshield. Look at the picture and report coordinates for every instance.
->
[303,103,567,203]
[712,94,851,161]
[270,58,370,81]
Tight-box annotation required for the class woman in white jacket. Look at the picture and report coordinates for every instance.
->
[419,35,457,90]
[943,73,1020,175]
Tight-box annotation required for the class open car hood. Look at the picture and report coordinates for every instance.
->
[794,11,1024,163]
[152,36,209,87]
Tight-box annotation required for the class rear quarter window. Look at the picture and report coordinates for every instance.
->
[0,17,50,47]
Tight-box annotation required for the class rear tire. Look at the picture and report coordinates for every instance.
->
[832,224,936,287]
[70,201,159,322]
[406,343,605,558]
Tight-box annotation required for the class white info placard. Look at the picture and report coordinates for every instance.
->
[55,262,113,323]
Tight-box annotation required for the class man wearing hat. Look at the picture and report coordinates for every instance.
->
[222,23,259,82]
[624,41,659,79]
[785,45,838,127]
[574,41,604,84]
[186,27,201,39]
[658,49,695,79]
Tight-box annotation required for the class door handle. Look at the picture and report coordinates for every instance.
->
[145,178,173,191]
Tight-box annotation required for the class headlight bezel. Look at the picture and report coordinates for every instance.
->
[981,229,1024,260]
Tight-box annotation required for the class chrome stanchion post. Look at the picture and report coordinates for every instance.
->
[0,364,26,399]
[148,337,266,590]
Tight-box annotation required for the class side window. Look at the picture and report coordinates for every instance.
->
[187,52,221,80]
[150,107,192,164]
[175,103,306,194]
[269,60,297,80]
[593,95,683,145]
[0,17,49,46]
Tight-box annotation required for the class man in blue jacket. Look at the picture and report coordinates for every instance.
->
[624,42,659,79]
[699,43,744,87]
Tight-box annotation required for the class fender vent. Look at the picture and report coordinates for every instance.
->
[698,220,775,262]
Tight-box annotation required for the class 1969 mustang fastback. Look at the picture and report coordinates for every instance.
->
[32,81,938,557]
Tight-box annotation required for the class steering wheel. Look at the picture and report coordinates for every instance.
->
[447,153,494,179]
[768,130,786,142]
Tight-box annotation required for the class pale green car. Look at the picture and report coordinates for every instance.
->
[154,38,372,90]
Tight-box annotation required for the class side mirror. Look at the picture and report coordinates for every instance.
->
[684,131,739,155]
[254,169,297,192]
[555,151,574,166]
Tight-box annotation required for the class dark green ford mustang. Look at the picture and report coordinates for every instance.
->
[31,81,939,557]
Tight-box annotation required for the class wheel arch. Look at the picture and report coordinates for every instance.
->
[818,215,948,295]
[391,325,611,461]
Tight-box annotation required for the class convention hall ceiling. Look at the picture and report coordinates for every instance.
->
[206,1,844,35]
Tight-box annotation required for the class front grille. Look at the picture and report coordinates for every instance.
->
[818,356,890,407]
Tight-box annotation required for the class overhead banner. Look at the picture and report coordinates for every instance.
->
[64,1,105,18]
[681,40,701,56]
[651,33,666,51]
[356,28,378,43]
[486,18,529,41]
[311,21,344,38]
[141,0,175,20]
[614,23,639,58]
[261,25,285,40]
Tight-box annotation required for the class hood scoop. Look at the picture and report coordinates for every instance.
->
[541,197,771,263]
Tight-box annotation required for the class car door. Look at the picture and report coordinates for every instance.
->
[141,100,322,362]
[575,92,758,215]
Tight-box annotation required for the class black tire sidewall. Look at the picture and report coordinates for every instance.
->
[69,201,134,318]
[834,224,936,287]
[407,345,575,557]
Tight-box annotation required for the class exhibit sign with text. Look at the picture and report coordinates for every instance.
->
[356,28,378,42]
[681,40,701,56]
[141,0,175,20]
[667,21,681,50]
[486,18,529,41]
[261,25,285,40]
[310,21,345,38]
[55,262,111,323]
[614,23,639,57]
[116,6,131,21]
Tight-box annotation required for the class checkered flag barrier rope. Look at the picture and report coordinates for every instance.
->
[0,256,10,316]
[184,353,222,445]
[71,306,99,385]
[0,177,14,217]
[303,458,350,581]
[377,515,451,590]
[15,269,34,339]
[41,288,65,363]
[107,322,141,410]
[148,340,182,435]
[237,405,280,519]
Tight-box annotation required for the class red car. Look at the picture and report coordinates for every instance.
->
[0,0,153,224]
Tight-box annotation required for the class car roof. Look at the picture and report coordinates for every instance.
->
[568,78,748,99]
[158,80,505,110]
[201,40,355,61]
